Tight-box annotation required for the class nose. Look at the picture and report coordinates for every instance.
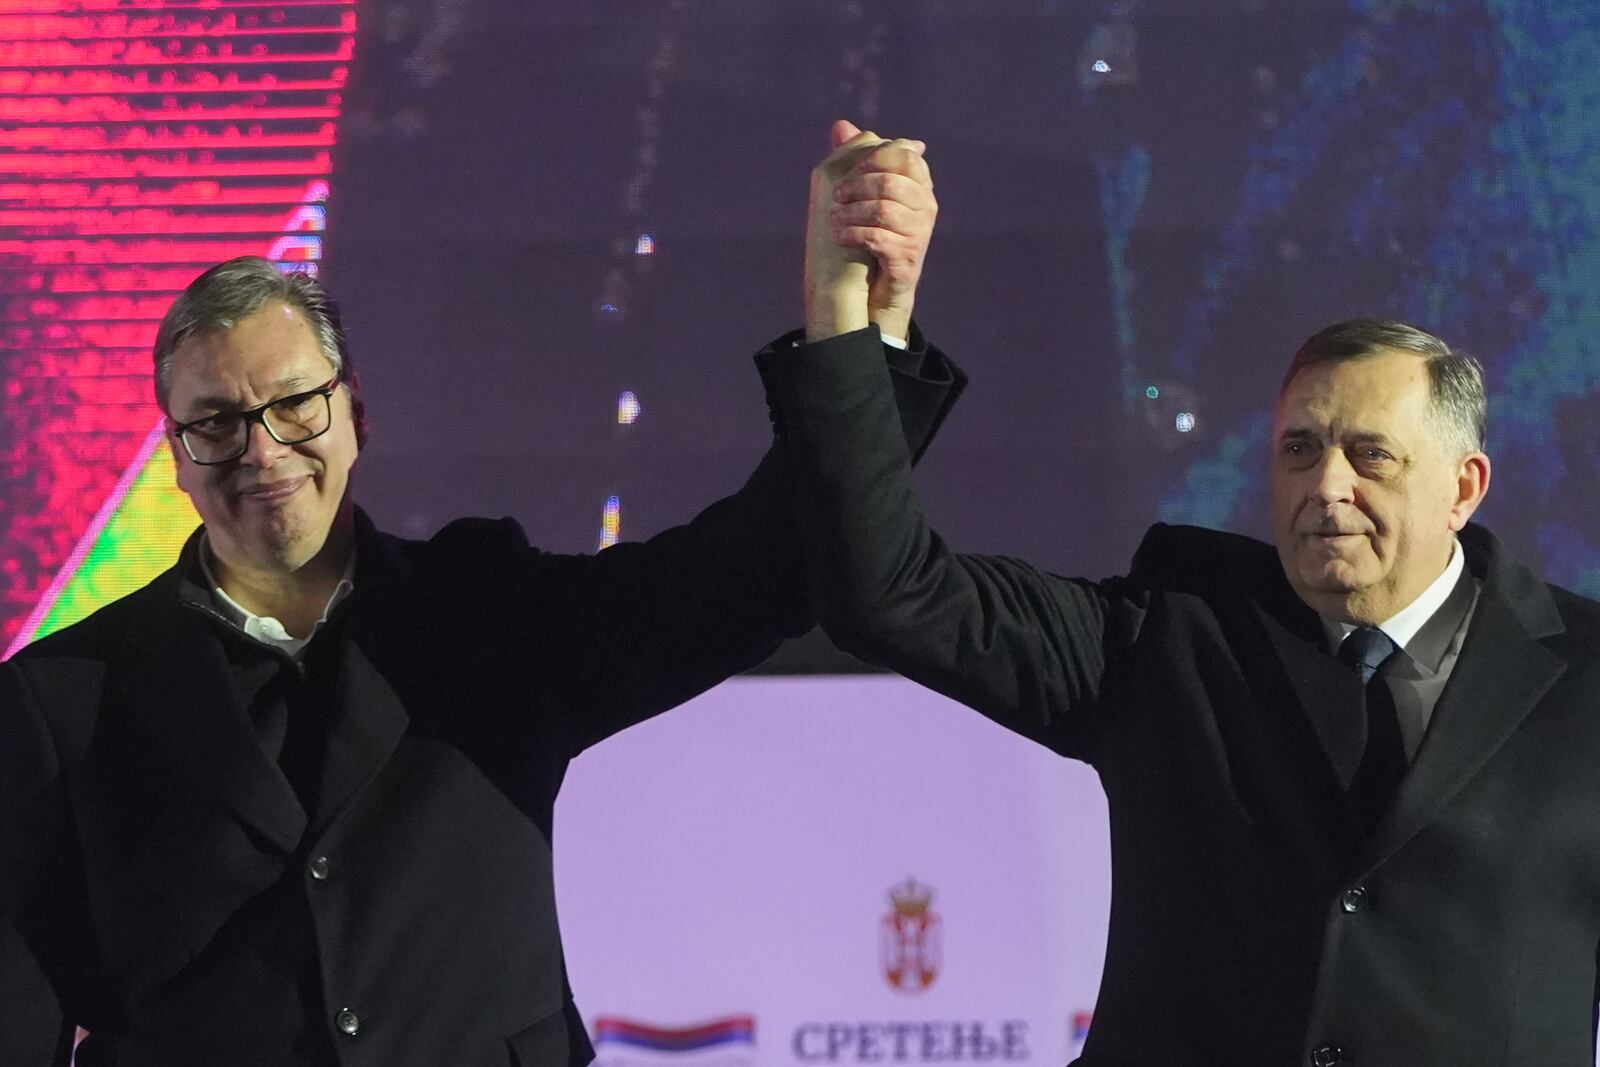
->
[1308,447,1357,506]
[238,416,290,468]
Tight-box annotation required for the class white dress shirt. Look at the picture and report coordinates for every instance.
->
[198,535,356,658]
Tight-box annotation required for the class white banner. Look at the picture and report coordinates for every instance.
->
[556,675,1112,1065]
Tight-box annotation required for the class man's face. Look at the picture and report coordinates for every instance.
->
[1271,349,1488,624]
[166,301,358,578]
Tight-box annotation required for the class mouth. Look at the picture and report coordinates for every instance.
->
[1300,531,1368,556]
[237,476,309,504]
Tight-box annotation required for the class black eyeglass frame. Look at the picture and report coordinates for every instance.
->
[170,375,342,466]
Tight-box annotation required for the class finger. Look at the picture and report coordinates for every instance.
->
[830,118,864,149]
[832,172,937,210]
[832,227,921,268]
[829,200,926,238]
[831,226,922,263]
[832,225,896,253]
[816,127,883,174]
[856,145,933,187]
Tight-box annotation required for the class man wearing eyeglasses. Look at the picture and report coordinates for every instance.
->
[160,271,365,651]
[0,126,951,1067]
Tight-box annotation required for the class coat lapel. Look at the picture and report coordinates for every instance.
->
[1130,525,1366,873]
[1255,605,1367,788]
[121,580,307,855]
[1144,523,1567,880]
[307,637,411,837]
[1242,599,1366,870]
[306,514,420,836]
[1356,529,1566,872]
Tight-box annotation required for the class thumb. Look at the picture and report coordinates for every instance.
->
[830,118,863,149]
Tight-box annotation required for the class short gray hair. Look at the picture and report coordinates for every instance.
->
[153,256,366,443]
[1281,317,1486,458]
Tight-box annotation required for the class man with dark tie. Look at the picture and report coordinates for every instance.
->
[763,187,1600,1065]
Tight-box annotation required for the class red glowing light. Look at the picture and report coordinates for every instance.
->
[0,0,356,650]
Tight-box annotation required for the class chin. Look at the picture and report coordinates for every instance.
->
[241,524,321,570]
[1297,561,1351,593]
[1291,570,1367,615]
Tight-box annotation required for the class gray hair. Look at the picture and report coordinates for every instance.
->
[153,256,366,443]
[1281,317,1486,459]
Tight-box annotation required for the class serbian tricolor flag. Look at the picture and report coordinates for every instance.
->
[592,1015,755,1056]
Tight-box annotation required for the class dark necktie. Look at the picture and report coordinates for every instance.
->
[1339,627,1406,834]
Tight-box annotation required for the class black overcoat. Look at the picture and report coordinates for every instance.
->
[0,331,962,1066]
[759,331,1600,1067]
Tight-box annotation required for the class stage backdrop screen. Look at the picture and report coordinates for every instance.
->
[7,3,1600,1063]
[6,1,1600,651]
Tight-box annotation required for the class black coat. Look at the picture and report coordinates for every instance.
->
[759,331,1600,1067]
[0,330,963,1066]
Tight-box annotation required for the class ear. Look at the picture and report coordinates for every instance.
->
[341,382,367,450]
[1447,451,1491,530]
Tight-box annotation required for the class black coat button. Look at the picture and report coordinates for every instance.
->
[1311,1045,1347,1066]
[1341,886,1369,913]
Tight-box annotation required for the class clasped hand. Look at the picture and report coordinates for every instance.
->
[804,118,937,343]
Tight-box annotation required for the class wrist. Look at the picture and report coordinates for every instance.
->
[869,305,912,347]
[805,299,871,342]
[804,278,871,342]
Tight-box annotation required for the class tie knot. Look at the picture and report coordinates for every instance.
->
[1338,626,1396,682]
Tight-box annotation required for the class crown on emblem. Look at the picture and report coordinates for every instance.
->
[889,878,934,917]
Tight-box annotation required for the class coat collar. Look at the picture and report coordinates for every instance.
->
[118,510,419,853]
[1237,522,1567,873]
[1132,523,1369,875]
[1150,521,1570,877]
[1244,581,1369,874]
[308,509,418,838]
[120,550,308,854]
[1353,522,1566,872]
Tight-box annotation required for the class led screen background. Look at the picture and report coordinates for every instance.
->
[1,0,352,651]
[5,0,1600,658]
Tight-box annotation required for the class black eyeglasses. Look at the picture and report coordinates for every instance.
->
[171,376,341,466]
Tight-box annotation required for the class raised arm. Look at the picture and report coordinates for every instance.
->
[530,126,963,755]
[759,127,1140,757]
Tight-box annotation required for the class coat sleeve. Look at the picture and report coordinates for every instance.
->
[498,328,966,755]
[0,663,76,1067]
[757,329,1146,759]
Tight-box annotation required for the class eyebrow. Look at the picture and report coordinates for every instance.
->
[1279,425,1401,448]
[183,374,316,415]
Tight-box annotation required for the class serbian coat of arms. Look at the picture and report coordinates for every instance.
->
[880,878,942,993]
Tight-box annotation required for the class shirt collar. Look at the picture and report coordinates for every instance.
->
[197,532,357,655]
[1322,541,1473,672]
